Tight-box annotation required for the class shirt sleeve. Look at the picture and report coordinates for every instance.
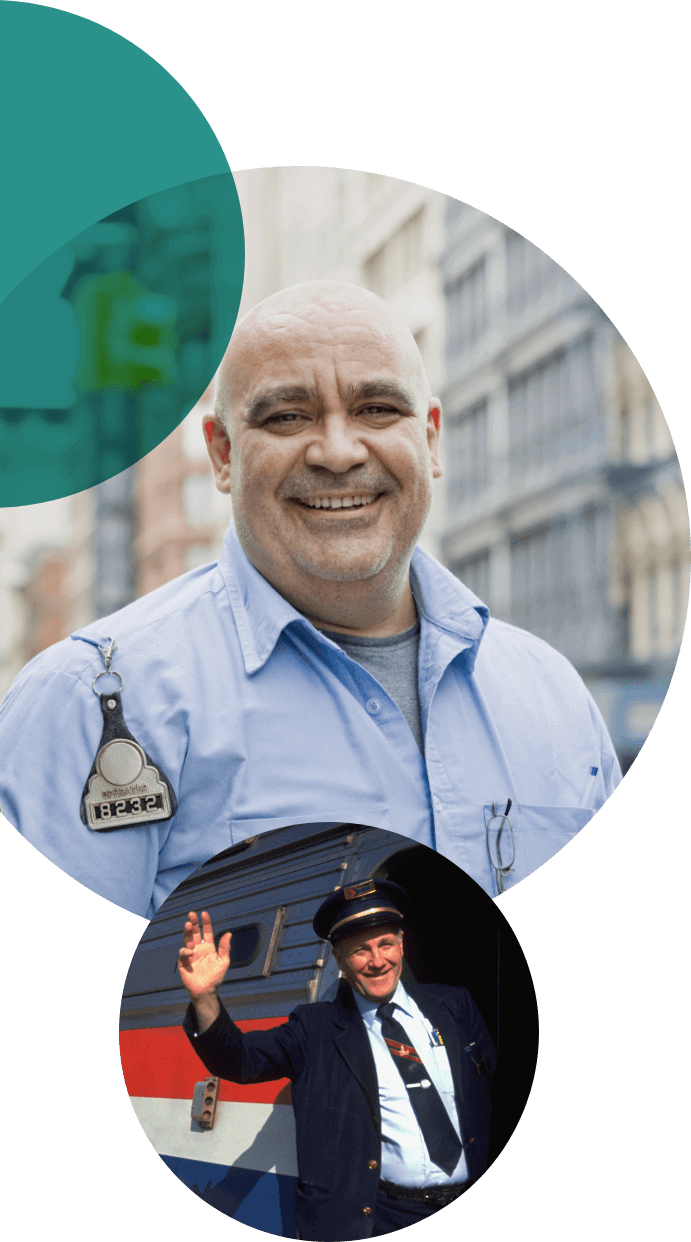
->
[183,1000,308,1083]
[0,652,164,916]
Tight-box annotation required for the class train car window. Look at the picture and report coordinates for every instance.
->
[154,925,260,973]
[216,925,260,969]
[123,922,263,998]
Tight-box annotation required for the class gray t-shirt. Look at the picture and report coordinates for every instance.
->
[319,621,423,753]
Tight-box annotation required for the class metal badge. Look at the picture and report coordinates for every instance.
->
[80,639,177,832]
[343,879,377,900]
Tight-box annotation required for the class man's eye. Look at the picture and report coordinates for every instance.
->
[264,412,305,427]
[359,404,399,417]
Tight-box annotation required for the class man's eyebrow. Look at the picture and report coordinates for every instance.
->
[350,935,396,951]
[342,380,417,407]
[244,384,320,425]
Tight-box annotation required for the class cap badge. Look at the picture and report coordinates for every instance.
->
[343,879,377,900]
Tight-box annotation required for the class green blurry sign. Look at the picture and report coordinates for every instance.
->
[0,173,244,505]
[73,273,178,392]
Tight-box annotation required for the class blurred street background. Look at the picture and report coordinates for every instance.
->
[1,168,687,771]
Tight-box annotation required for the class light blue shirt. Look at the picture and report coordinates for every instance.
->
[353,981,469,1187]
[0,523,621,916]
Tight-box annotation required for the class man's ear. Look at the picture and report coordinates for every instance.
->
[427,399,443,479]
[204,415,231,494]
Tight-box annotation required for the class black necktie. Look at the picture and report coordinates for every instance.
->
[377,1002,463,1177]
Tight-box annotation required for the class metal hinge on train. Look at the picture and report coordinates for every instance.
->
[262,905,286,977]
[307,954,326,1002]
[191,1076,220,1130]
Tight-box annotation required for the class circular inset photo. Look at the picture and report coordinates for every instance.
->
[120,821,539,1240]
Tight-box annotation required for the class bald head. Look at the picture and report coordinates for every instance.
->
[204,278,442,636]
[214,281,431,429]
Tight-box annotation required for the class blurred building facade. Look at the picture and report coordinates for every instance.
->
[0,489,93,693]
[1,170,687,773]
[439,201,688,769]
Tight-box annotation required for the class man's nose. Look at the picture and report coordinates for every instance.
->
[303,411,369,473]
[370,947,387,969]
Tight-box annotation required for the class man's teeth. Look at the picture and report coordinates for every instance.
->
[300,494,378,510]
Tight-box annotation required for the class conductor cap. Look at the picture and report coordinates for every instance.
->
[313,878,408,944]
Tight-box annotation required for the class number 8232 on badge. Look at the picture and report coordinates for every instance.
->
[93,790,167,825]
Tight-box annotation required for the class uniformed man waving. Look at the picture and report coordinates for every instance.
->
[180,879,496,1240]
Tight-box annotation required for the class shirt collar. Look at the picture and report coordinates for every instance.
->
[220,524,490,677]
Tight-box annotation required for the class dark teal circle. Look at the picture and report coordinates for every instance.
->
[0,5,244,505]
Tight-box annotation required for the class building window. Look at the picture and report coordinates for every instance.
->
[506,231,574,316]
[508,336,598,476]
[619,399,632,460]
[643,394,657,458]
[646,564,660,649]
[510,509,607,660]
[364,209,425,300]
[445,259,487,357]
[446,397,489,505]
[449,549,490,605]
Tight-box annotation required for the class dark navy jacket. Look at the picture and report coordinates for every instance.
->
[184,981,496,1241]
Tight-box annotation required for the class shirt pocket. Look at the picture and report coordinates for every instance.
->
[483,803,595,894]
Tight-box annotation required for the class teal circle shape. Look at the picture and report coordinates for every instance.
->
[0,4,244,505]
[0,175,244,504]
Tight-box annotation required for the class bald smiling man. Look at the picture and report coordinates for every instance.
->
[0,282,620,915]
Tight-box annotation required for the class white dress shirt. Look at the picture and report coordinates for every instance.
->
[353,980,469,1187]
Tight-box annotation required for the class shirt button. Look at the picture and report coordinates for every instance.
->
[433,795,442,811]
[368,1160,378,1170]
[362,1207,373,1216]
[365,698,381,715]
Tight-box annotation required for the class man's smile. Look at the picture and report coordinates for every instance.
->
[365,971,393,984]
[285,489,387,519]
[291,492,384,511]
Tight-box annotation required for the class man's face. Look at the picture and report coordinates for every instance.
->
[207,297,442,616]
[334,923,405,1004]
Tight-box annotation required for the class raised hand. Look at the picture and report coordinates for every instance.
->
[177,910,232,1001]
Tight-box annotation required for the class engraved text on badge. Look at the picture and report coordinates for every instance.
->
[84,739,172,830]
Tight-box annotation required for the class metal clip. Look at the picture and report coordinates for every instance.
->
[93,638,123,696]
[97,637,118,673]
[464,1041,489,1078]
